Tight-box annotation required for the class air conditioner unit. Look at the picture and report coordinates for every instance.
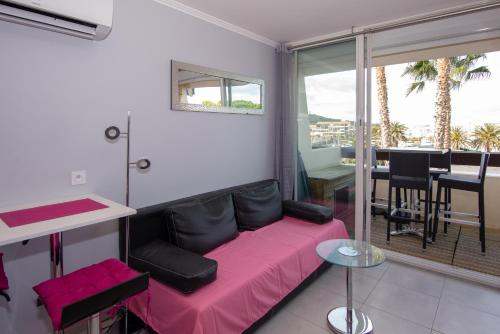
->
[0,0,113,41]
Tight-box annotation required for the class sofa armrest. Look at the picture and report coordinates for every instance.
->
[282,200,333,224]
[129,239,217,294]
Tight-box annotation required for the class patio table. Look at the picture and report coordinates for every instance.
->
[383,148,447,241]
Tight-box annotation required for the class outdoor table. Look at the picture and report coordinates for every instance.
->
[383,148,447,240]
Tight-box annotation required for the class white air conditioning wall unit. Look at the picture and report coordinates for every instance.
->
[0,0,113,40]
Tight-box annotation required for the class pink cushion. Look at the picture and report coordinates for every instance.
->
[128,216,349,334]
[33,259,139,330]
[0,253,8,290]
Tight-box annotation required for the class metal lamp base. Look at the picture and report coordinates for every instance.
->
[327,307,373,334]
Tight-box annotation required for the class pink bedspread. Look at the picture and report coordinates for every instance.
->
[128,216,348,334]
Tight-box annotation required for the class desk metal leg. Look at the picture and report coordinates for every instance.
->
[88,313,100,334]
[49,233,64,334]
[50,233,63,279]
[326,267,373,334]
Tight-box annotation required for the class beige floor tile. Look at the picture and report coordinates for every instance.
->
[360,305,432,334]
[441,277,500,317]
[315,268,379,302]
[284,284,362,330]
[365,281,439,327]
[254,309,329,334]
[381,262,446,297]
[433,299,500,334]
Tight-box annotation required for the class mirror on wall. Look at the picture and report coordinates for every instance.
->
[171,61,264,115]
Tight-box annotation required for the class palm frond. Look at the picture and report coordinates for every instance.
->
[450,54,490,83]
[449,78,462,90]
[406,81,425,96]
[402,61,437,81]
[465,66,491,81]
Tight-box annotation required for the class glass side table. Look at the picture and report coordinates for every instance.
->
[316,239,385,334]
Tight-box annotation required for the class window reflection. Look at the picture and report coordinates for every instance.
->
[172,62,264,114]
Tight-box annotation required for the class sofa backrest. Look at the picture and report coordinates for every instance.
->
[121,179,279,259]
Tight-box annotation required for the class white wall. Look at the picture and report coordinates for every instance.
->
[0,0,278,332]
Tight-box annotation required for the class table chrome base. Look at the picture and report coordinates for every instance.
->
[327,307,373,334]
[390,223,432,243]
[390,223,424,238]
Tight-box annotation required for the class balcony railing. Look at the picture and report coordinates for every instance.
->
[375,150,500,167]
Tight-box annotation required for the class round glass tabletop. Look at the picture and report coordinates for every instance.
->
[316,239,385,268]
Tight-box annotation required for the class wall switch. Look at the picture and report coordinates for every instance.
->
[71,170,87,186]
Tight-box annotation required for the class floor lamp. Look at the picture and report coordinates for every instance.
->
[105,111,151,333]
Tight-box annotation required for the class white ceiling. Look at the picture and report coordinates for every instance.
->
[162,0,482,44]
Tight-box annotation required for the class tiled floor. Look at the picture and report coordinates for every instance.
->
[254,261,500,334]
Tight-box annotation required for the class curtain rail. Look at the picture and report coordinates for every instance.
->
[287,1,500,51]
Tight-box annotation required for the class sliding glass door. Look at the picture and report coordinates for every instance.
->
[295,36,371,240]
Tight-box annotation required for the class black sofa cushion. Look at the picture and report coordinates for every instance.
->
[165,193,239,254]
[233,182,283,230]
[282,200,333,224]
[129,239,217,294]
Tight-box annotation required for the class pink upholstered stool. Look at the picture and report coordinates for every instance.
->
[33,258,149,333]
[0,253,10,302]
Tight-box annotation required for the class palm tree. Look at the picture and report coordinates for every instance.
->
[376,66,391,147]
[390,122,408,147]
[450,127,469,150]
[371,124,381,147]
[402,54,490,149]
[472,124,500,152]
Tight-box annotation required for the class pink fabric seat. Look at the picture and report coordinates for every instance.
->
[128,216,348,334]
[33,259,140,330]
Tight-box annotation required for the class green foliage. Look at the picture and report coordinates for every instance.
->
[472,123,500,152]
[230,100,262,109]
[371,124,381,147]
[308,114,339,124]
[202,100,222,107]
[390,122,408,146]
[450,127,469,150]
[402,54,490,96]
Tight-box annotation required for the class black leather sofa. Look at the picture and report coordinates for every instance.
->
[120,179,333,294]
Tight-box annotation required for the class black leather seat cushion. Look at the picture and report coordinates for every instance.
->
[282,200,333,224]
[438,174,481,192]
[165,194,239,254]
[233,182,283,230]
[129,239,217,294]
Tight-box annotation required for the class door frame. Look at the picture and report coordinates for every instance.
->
[355,34,373,242]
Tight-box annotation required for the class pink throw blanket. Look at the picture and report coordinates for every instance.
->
[128,216,348,334]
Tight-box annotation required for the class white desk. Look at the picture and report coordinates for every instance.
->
[0,193,136,282]
[0,194,136,248]
[0,194,136,333]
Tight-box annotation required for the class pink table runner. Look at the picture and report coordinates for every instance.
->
[0,199,109,228]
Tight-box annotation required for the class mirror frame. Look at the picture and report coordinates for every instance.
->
[171,60,265,115]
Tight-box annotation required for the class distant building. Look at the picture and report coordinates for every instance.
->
[309,120,355,148]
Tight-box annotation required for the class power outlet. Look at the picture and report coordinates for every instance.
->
[71,170,87,186]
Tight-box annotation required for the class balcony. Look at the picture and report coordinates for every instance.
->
[370,151,500,277]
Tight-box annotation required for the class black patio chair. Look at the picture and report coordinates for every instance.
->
[387,152,433,249]
[433,153,490,253]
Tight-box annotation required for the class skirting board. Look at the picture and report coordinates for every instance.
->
[384,249,500,289]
